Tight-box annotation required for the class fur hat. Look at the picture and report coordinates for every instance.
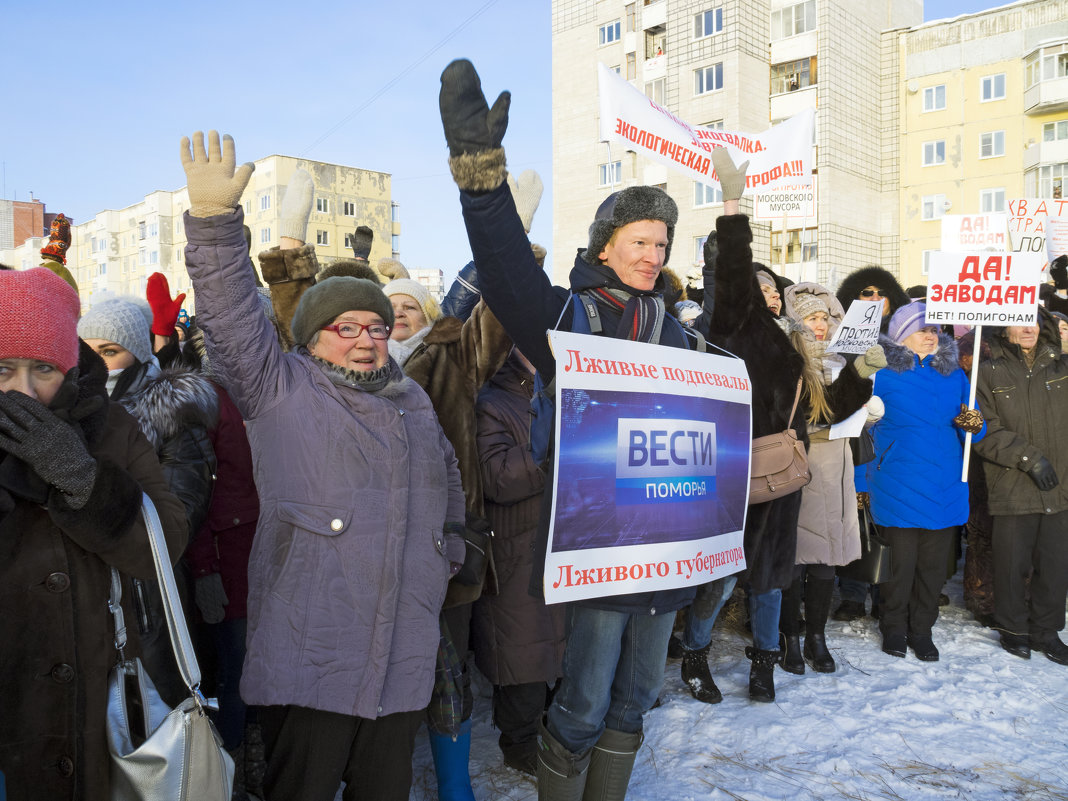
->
[0,267,81,373]
[384,278,442,324]
[77,297,153,365]
[888,301,928,345]
[582,186,678,266]
[319,258,383,285]
[290,277,394,347]
[791,292,829,321]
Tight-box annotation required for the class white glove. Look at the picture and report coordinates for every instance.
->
[279,169,315,241]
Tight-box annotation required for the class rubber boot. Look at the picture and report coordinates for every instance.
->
[428,719,476,801]
[680,644,723,704]
[582,728,643,801]
[745,647,778,703]
[803,576,836,673]
[778,578,805,675]
[537,720,591,801]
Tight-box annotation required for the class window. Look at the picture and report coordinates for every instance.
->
[316,230,330,246]
[645,78,665,106]
[694,8,723,39]
[771,0,815,40]
[316,198,329,213]
[922,194,947,221]
[149,251,158,265]
[625,3,636,32]
[645,32,665,59]
[138,221,147,240]
[923,140,946,166]
[771,228,817,264]
[980,188,1006,213]
[343,200,355,216]
[260,227,271,243]
[391,202,400,222]
[599,161,622,187]
[1026,43,1068,89]
[260,194,271,211]
[343,233,353,249]
[922,250,935,276]
[981,73,1006,102]
[175,218,182,235]
[611,64,621,74]
[599,20,621,46]
[148,222,158,238]
[980,131,1005,159]
[244,200,252,215]
[175,248,183,263]
[1044,120,1068,142]
[695,63,723,95]
[694,181,722,206]
[1036,163,1068,198]
[139,247,147,265]
[770,58,816,94]
[923,84,946,112]
[626,53,636,80]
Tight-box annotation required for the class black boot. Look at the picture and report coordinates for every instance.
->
[680,644,722,704]
[745,647,778,703]
[803,576,836,673]
[778,578,804,675]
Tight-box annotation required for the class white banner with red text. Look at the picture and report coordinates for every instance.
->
[925,252,1045,326]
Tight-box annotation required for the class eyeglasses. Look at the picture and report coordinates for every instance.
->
[859,289,883,298]
[320,322,391,341]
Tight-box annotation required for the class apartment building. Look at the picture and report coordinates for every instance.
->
[893,0,1068,287]
[0,156,399,312]
[552,0,922,290]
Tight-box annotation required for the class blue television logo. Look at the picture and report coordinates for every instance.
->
[615,418,716,504]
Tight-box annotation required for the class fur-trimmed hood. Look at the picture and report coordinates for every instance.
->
[880,331,959,376]
[119,368,219,451]
[836,266,910,330]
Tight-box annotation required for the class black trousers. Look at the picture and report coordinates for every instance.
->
[493,681,552,757]
[259,704,422,801]
[992,511,1068,639]
[878,526,954,638]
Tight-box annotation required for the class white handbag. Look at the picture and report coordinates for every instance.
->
[106,493,234,801]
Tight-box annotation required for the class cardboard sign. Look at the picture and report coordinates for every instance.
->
[826,300,882,355]
[925,252,1045,325]
[597,63,814,194]
[543,331,752,604]
[940,214,1007,252]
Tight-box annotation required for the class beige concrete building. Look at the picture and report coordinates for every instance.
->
[0,156,400,312]
[551,0,922,290]
[892,0,1068,288]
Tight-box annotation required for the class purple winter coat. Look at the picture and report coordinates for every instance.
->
[184,209,465,719]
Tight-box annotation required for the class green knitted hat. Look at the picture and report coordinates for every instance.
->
[290,277,395,346]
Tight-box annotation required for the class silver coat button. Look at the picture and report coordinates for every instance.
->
[330,519,344,532]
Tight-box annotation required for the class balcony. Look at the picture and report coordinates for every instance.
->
[641,1,666,31]
[1025,75,1068,115]
[1024,137,1068,171]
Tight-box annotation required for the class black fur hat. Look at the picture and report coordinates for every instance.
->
[582,186,678,266]
[835,265,911,331]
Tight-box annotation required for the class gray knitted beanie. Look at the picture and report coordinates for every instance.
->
[290,277,395,347]
[77,297,153,365]
[582,185,678,266]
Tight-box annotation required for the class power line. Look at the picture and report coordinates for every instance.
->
[300,0,500,156]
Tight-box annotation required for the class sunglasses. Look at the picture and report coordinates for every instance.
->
[859,289,883,298]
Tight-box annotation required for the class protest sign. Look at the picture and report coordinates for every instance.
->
[925,252,1044,326]
[826,299,881,355]
[940,214,1007,252]
[597,63,813,194]
[543,331,752,604]
[1047,217,1068,263]
[1007,198,1068,271]
[753,180,818,223]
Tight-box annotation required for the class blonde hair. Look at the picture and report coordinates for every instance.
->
[789,327,833,425]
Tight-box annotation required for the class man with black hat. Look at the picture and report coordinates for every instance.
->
[439,59,705,800]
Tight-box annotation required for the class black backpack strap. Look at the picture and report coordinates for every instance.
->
[576,292,603,334]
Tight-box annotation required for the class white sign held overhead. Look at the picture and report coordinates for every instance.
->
[753,180,818,223]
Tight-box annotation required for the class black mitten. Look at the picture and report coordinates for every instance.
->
[439,59,510,192]
[350,225,374,261]
[1051,255,1068,290]
[1027,456,1059,491]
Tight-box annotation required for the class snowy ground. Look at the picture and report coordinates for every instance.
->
[407,569,1068,801]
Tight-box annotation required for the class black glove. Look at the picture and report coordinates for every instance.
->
[350,225,374,261]
[0,391,97,508]
[1051,255,1068,291]
[439,59,510,158]
[1027,456,1059,491]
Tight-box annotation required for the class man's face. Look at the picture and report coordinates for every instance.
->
[598,220,668,292]
[1006,325,1040,354]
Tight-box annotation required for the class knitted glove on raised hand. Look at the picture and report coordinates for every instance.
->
[710,147,749,202]
[507,170,544,233]
[377,258,410,281]
[439,59,510,192]
[146,272,187,336]
[179,130,255,218]
[0,391,97,509]
[856,345,887,379]
[953,404,984,435]
[279,168,315,241]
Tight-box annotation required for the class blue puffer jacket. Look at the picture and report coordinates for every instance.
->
[866,333,985,530]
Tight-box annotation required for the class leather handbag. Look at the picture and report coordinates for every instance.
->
[849,427,876,466]
[106,493,234,801]
[837,496,892,585]
[749,378,811,504]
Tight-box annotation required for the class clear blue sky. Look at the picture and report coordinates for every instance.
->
[1,0,1005,283]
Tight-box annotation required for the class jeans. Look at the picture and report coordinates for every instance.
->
[545,605,675,754]
[681,574,739,650]
[749,588,782,651]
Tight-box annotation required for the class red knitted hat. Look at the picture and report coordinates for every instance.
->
[0,268,81,373]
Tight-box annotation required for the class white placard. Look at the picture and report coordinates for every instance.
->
[925,252,1044,326]
[826,300,882,355]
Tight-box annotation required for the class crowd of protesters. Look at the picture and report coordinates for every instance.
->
[1,58,1066,801]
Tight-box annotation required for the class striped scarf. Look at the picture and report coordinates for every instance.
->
[588,287,666,343]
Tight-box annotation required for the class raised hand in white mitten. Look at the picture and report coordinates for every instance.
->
[279,169,315,242]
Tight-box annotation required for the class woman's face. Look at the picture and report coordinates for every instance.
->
[860,286,891,317]
[308,310,390,371]
[389,294,428,342]
[804,311,830,341]
[1057,320,1068,343]
[902,326,939,357]
[0,358,65,405]
[83,339,137,371]
[760,283,781,315]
